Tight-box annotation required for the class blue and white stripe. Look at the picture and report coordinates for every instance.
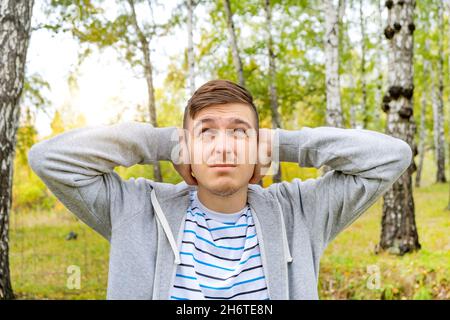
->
[169,190,269,300]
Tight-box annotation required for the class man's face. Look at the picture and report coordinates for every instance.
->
[186,103,258,196]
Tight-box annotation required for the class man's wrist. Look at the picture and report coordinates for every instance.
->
[151,126,179,162]
[276,128,307,164]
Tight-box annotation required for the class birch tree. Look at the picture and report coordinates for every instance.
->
[415,39,430,188]
[324,0,344,128]
[264,0,282,183]
[374,0,384,126]
[359,0,368,128]
[0,0,35,299]
[432,0,446,183]
[447,1,450,211]
[187,0,195,95]
[127,0,162,182]
[223,0,245,87]
[379,0,420,254]
[447,0,450,211]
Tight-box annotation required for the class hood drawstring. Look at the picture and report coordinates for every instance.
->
[276,199,293,263]
[151,187,290,266]
[150,189,181,265]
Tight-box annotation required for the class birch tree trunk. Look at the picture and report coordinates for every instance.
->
[341,0,357,129]
[415,42,430,188]
[324,0,344,128]
[433,1,446,183]
[322,0,344,175]
[187,0,195,96]
[349,105,357,128]
[447,142,450,210]
[359,0,368,128]
[128,0,162,182]
[448,0,450,211]
[223,0,245,87]
[379,0,420,255]
[374,0,384,126]
[415,89,427,188]
[264,0,281,183]
[0,0,34,299]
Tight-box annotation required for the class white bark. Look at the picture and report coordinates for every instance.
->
[0,0,34,299]
[187,0,195,95]
[324,0,344,127]
[127,0,162,182]
[223,0,245,87]
[359,0,368,128]
[380,0,420,254]
[264,0,281,183]
[415,39,430,188]
[433,1,446,183]
[374,0,384,125]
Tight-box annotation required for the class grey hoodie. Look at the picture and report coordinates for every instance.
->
[27,122,412,300]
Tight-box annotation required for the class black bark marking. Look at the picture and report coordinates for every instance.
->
[402,86,414,99]
[384,26,395,39]
[388,86,402,99]
[398,107,413,119]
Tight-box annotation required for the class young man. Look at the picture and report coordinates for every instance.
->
[28,79,412,300]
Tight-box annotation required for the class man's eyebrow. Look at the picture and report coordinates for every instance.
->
[193,117,253,130]
[229,118,252,128]
[193,118,215,131]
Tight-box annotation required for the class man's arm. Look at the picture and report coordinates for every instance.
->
[28,122,178,241]
[268,126,412,248]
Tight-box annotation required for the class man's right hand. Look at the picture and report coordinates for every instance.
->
[172,128,198,186]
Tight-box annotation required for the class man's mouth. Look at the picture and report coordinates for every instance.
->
[208,164,237,167]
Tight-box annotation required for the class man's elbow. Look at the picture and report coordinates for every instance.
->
[28,143,47,176]
[395,139,413,175]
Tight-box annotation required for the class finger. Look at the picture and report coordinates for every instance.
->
[249,175,261,184]
[181,166,198,185]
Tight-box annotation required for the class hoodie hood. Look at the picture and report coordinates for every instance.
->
[150,183,294,266]
[148,181,293,299]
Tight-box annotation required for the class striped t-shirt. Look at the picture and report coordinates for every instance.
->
[169,190,269,300]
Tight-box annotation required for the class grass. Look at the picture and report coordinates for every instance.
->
[8,152,450,299]
[319,181,449,300]
[9,208,109,299]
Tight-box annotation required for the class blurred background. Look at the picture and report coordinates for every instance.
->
[0,0,449,299]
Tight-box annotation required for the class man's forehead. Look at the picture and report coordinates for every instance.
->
[194,116,251,126]
[192,116,254,129]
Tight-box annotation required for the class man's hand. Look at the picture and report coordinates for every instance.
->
[249,128,274,184]
[172,128,198,186]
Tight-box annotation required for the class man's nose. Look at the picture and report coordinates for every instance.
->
[214,131,234,156]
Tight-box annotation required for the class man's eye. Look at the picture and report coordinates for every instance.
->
[200,128,215,136]
[234,128,247,138]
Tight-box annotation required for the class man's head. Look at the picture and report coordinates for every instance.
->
[182,79,259,196]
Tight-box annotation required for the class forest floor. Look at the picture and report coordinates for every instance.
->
[9,157,450,299]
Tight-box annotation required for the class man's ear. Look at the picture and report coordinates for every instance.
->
[249,163,263,184]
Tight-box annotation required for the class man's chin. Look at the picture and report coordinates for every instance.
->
[206,183,241,197]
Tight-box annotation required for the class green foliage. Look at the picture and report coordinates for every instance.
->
[9,0,450,299]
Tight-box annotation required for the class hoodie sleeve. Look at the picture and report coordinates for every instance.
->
[269,126,412,248]
[28,121,179,241]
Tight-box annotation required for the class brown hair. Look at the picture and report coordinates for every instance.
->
[183,79,259,133]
